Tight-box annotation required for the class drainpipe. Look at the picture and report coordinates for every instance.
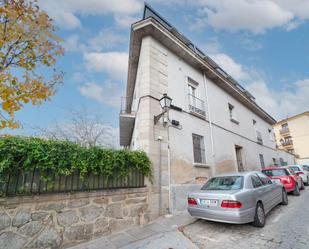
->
[164,111,172,216]
[167,125,172,215]
[157,136,162,216]
[203,72,215,176]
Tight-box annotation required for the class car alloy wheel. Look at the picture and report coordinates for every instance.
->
[253,203,265,227]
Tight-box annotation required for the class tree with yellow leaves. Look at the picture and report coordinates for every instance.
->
[0,0,64,129]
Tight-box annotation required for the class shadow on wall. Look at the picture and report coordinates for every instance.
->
[171,159,211,185]
[216,159,260,173]
[216,159,236,174]
[171,184,201,213]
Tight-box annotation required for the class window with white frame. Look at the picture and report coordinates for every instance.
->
[192,134,206,164]
[228,103,239,124]
[268,128,275,141]
[188,84,196,96]
[187,77,206,117]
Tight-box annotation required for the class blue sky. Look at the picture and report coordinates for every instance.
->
[6,0,309,136]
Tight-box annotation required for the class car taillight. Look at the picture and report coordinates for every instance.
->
[221,200,242,209]
[188,197,197,205]
[281,177,291,184]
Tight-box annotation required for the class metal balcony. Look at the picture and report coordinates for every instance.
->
[281,140,293,146]
[188,94,206,117]
[119,97,135,147]
[280,128,290,134]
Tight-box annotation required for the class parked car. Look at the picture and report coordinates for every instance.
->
[187,171,288,228]
[303,165,309,171]
[262,167,303,195]
[285,165,309,186]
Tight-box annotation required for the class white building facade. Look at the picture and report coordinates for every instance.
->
[120,5,295,219]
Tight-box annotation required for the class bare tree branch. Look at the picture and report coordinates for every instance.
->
[32,108,119,148]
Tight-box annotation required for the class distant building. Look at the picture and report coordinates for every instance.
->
[273,112,309,164]
[120,5,295,218]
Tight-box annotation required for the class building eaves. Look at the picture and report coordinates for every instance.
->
[125,4,277,125]
[275,111,309,125]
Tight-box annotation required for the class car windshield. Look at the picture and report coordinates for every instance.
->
[262,169,288,176]
[290,166,301,172]
[201,176,243,190]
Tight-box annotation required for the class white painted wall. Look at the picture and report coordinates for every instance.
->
[148,34,294,171]
[128,36,295,213]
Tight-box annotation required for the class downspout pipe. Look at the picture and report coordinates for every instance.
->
[167,125,172,215]
[157,136,162,216]
[203,72,215,176]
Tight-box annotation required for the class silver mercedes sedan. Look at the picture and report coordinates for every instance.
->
[187,171,288,227]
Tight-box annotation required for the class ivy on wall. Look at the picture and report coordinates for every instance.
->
[0,136,152,181]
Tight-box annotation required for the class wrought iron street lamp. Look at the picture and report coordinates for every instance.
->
[154,93,172,124]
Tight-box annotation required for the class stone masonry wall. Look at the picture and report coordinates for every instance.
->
[131,36,170,220]
[0,187,149,249]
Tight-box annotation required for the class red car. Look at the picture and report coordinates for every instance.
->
[261,167,304,196]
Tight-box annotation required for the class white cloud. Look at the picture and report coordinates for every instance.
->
[38,1,82,29]
[210,53,250,82]
[164,0,309,33]
[285,20,303,31]
[39,0,143,29]
[246,79,309,120]
[63,35,87,52]
[273,0,309,20]
[64,29,126,54]
[84,52,128,80]
[114,15,140,28]
[208,52,309,119]
[88,30,126,51]
[198,0,293,34]
[79,81,123,108]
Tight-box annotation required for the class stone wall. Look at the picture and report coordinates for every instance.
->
[130,36,170,220]
[0,187,149,249]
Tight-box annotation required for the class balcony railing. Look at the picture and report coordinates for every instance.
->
[188,94,206,117]
[280,127,290,134]
[281,140,293,146]
[120,96,134,114]
[256,131,263,145]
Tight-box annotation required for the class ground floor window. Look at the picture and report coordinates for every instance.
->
[192,134,206,164]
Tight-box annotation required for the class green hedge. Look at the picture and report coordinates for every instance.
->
[0,136,152,181]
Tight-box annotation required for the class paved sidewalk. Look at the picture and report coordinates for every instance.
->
[68,212,198,249]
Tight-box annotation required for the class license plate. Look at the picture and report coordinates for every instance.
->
[200,199,218,206]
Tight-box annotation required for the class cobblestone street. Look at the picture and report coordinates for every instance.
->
[182,188,309,249]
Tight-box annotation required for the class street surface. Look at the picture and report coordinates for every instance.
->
[182,188,309,249]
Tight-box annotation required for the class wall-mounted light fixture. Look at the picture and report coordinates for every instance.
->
[154,93,172,125]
